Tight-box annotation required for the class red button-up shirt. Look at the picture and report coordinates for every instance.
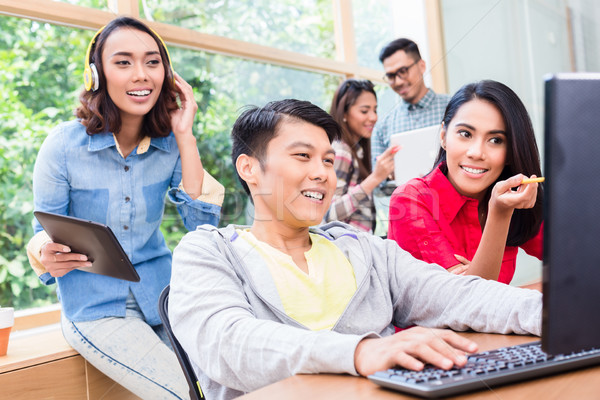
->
[388,164,542,284]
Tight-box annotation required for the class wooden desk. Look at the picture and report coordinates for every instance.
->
[239,332,600,400]
[0,328,139,399]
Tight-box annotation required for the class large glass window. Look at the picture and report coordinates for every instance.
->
[140,0,335,59]
[351,0,395,70]
[0,16,93,309]
[353,1,434,89]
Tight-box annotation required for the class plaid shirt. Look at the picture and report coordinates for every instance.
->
[371,89,450,167]
[323,140,375,232]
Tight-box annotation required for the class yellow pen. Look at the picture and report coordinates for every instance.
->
[521,177,545,184]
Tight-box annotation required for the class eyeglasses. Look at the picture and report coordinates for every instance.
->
[383,59,420,83]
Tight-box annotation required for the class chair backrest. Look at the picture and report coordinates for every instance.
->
[158,285,206,400]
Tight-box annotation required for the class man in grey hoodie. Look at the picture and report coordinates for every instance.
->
[169,99,542,400]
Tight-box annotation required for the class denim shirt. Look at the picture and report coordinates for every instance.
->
[33,120,221,325]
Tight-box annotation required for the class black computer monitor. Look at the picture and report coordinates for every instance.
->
[542,73,600,354]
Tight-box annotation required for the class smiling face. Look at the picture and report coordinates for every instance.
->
[382,50,428,104]
[441,99,508,200]
[344,91,377,140]
[101,27,165,125]
[249,119,337,228]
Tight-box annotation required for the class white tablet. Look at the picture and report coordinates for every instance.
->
[389,124,441,185]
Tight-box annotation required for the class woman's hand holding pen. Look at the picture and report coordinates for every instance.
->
[458,174,542,281]
[489,174,540,217]
[40,241,91,277]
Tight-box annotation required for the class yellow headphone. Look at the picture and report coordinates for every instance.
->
[83,24,174,92]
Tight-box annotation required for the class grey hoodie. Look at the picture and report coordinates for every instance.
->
[170,222,542,400]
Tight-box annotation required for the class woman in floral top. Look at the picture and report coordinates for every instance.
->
[324,79,399,232]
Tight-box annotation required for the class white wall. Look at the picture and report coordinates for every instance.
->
[441,0,572,144]
[390,0,432,88]
[438,0,575,285]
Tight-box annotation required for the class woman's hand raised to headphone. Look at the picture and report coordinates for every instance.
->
[168,71,205,199]
[169,72,198,139]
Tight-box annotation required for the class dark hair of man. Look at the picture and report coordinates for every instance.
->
[434,80,544,246]
[329,79,376,181]
[76,16,178,138]
[379,38,422,63]
[231,99,342,197]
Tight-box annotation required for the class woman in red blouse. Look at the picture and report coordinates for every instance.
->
[388,80,543,284]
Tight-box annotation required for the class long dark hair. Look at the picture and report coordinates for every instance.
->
[435,80,543,246]
[329,79,376,180]
[76,17,178,137]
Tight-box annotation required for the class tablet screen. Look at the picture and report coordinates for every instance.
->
[34,211,140,282]
[389,125,440,185]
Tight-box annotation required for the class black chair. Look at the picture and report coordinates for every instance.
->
[158,285,206,400]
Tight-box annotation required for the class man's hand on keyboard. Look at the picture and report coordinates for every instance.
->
[354,327,478,376]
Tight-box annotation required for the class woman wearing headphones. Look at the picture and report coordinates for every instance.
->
[26,17,223,398]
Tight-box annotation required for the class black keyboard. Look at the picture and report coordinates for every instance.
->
[368,341,600,398]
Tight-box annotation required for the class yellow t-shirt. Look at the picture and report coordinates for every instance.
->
[237,229,357,331]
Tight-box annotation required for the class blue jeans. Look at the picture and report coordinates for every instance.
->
[61,291,188,399]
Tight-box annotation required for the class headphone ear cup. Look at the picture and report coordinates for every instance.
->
[83,63,93,91]
[85,63,99,92]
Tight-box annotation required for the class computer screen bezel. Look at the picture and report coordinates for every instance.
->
[542,72,600,354]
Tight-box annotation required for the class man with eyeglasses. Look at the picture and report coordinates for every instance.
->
[371,38,450,176]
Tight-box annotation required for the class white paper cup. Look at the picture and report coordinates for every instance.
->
[0,307,14,356]
[0,307,14,329]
